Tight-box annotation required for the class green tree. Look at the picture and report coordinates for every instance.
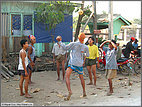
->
[74,2,92,41]
[34,1,76,48]
[73,16,78,31]
[102,10,107,15]
[133,18,141,25]
[35,1,76,32]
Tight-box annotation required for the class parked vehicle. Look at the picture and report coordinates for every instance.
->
[97,48,133,75]
[133,57,141,74]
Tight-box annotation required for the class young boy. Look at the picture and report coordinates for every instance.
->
[100,40,117,96]
[18,39,32,98]
[52,36,67,81]
[85,37,100,86]
[27,35,36,84]
[57,33,89,101]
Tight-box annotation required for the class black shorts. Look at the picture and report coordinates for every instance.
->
[85,58,96,66]
[27,64,33,71]
[18,67,29,77]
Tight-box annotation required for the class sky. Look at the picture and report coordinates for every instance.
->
[72,1,141,21]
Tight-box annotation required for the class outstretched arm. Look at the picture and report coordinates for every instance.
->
[58,41,75,50]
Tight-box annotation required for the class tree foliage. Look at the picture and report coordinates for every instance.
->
[75,5,92,17]
[132,18,141,25]
[34,1,76,31]
[74,4,92,41]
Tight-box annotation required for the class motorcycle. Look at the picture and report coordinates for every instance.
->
[97,48,132,75]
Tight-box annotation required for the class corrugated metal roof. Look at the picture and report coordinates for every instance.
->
[22,1,82,6]
[81,14,131,25]
[22,1,50,3]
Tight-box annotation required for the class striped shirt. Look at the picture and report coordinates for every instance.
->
[103,47,118,69]
[58,41,89,67]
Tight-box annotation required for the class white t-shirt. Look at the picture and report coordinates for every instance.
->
[52,43,67,56]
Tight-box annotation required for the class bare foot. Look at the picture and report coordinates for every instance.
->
[29,81,35,84]
[56,78,60,81]
[83,92,87,97]
[80,92,87,98]
[106,90,113,96]
[20,93,25,96]
[25,94,33,98]
[106,92,112,96]
[110,90,113,93]
[62,80,65,83]
[64,92,72,101]
[87,82,93,85]
[94,84,96,87]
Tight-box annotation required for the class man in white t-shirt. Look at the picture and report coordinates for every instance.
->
[52,36,67,81]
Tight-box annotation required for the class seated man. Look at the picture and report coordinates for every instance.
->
[133,39,141,57]
[123,37,135,58]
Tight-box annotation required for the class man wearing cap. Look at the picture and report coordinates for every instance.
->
[27,35,36,84]
[57,33,89,101]
[123,37,135,58]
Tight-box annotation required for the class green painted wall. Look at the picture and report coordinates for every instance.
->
[1,2,39,13]
[87,19,128,36]
[113,19,125,35]
[1,2,45,57]
[2,2,72,57]
[87,23,100,33]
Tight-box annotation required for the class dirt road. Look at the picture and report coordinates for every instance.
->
[1,69,141,106]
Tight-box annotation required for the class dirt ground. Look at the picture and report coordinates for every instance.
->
[1,68,141,106]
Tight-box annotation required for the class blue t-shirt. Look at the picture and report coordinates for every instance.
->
[133,43,138,49]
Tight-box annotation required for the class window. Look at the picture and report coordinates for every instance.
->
[23,15,32,36]
[11,14,33,36]
[11,14,21,35]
